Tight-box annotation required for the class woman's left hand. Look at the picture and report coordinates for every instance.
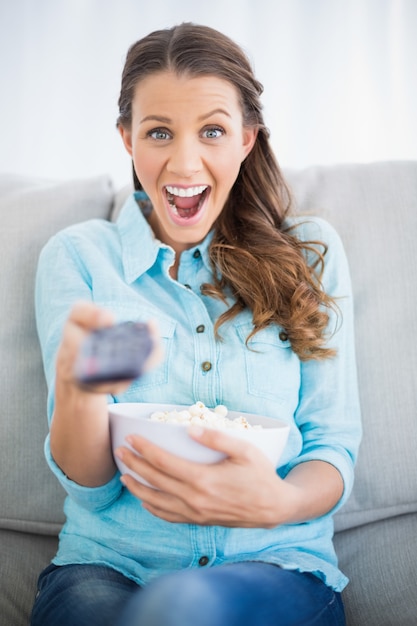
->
[115,426,290,528]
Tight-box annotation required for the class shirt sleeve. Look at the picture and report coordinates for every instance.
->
[35,229,121,511]
[280,217,362,512]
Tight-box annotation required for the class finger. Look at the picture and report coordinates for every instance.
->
[119,468,192,523]
[187,425,255,461]
[120,470,213,525]
[137,485,255,527]
[60,302,114,356]
[118,436,218,496]
[141,503,189,524]
[60,304,130,394]
[79,379,132,395]
[68,301,115,331]
[117,440,192,490]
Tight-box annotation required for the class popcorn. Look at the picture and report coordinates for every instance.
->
[149,402,262,430]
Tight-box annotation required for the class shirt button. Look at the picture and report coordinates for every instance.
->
[279,331,289,342]
[196,325,205,333]
[184,284,192,290]
[193,249,201,259]
[198,556,209,566]
[201,361,212,372]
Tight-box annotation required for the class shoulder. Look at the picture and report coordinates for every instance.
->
[53,217,116,244]
[283,215,342,248]
[283,215,351,294]
[40,218,119,262]
[283,215,347,263]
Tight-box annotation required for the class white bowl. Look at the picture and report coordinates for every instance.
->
[109,402,290,485]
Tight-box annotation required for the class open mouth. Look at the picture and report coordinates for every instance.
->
[165,185,209,220]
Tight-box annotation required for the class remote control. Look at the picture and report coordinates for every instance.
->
[74,321,153,385]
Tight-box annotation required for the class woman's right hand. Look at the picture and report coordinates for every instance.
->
[57,301,124,394]
[50,302,161,487]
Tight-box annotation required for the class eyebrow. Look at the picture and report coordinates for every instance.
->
[139,108,231,125]
[139,115,171,124]
[198,108,231,121]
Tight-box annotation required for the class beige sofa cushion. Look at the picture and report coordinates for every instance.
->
[284,161,417,531]
[0,174,114,534]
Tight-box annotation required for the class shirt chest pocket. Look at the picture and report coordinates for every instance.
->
[236,323,300,405]
[105,303,177,397]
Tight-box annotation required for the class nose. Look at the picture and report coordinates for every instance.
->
[166,136,203,178]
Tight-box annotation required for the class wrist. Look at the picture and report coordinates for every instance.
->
[55,366,107,406]
[268,479,303,527]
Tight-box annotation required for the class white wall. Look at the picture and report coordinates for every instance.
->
[1,0,416,188]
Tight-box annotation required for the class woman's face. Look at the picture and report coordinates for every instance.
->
[119,71,257,256]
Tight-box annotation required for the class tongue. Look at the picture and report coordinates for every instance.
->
[174,193,203,210]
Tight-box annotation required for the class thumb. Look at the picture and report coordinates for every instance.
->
[69,300,115,331]
[188,425,251,459]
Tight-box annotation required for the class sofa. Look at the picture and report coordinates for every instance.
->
[1,161,416,626]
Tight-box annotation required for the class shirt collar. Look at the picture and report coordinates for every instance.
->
[116,193,214,283]
[116,193,163,283]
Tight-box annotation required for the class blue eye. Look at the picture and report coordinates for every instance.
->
[203,127,224,139]
[148,129,171,140]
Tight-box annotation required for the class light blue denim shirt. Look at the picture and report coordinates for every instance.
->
[35,193,361,592]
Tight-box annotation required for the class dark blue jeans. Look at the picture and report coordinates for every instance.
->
[30,562,346,626]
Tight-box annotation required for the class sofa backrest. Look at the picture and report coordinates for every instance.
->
[0,174,114,534]
[1,162,416,536]
[284,161,417,531]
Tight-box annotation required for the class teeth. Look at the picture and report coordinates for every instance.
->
[166,185,207,198]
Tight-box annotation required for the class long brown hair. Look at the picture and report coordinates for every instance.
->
[117,23,336,360]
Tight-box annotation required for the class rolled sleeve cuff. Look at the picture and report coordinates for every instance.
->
[44,434,123,511]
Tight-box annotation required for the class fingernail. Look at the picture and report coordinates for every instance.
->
[115,448,124,460]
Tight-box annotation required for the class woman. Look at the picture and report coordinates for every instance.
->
[31,23,361,626]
